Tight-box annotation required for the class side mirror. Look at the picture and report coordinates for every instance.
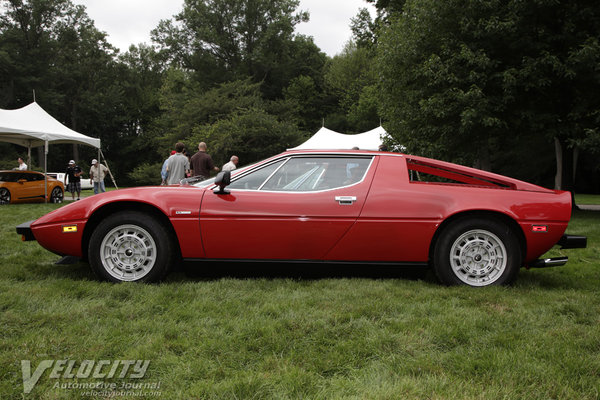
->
[213,171,231,195]
[17,179,26,184]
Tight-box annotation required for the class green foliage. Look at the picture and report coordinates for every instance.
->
[152,0,321,100]
[377,0,600,183]
[190,108,305,167]
[128,162,164,186]
[154,76,265,149]
[325,42,380,133]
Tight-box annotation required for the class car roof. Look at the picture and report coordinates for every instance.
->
[282,149,403,157]
[0,170,42,174]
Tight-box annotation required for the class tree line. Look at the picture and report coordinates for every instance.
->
[1,0,599,192]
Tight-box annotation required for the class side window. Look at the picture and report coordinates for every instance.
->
[261,157,372,192]
[0,173,18,182]
[228,159,285,190]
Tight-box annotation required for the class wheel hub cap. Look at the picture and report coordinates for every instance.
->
[100,224,156,281]
[450,229,507,286]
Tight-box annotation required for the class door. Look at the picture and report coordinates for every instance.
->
[200,155,378,260]
[16,173,44,201]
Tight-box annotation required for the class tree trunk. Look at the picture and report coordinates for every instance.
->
[572,145,579,188]
[571,145,580,210]
[474,138,491,171]
[71,103,79,162]
[554,137,563,190]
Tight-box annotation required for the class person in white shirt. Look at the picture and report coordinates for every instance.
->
[17,157,27,170]
[222,155,239,171]
[89,158,109,194]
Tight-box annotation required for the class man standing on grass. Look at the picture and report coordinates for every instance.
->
[166,142,190,185]
[190,142,219,178]
[89,158,109,195]
[65,160,82,200]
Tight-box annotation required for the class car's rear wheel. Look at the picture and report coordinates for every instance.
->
[0,188,10,204]
[50,186,63,203]
[433,218,521,287]
[88,211,175,282]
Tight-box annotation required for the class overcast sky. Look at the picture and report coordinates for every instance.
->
[71,0,374,56]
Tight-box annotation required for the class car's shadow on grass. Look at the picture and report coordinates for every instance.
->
[176,261,435,283]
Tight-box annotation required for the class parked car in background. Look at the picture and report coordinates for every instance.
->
[0,170,64,204]
[17,150,586,286]
[47,172,93,190]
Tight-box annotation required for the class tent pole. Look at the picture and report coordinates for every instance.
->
[100,149,118,190]
[27,142,31,169]
[44,140,48,203]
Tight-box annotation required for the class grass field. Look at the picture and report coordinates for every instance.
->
[1,204,599,399]
[575,193,600,205]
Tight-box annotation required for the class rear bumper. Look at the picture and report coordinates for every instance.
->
[528,234,587,269]
[557,234,587,249]
[16,220,36,241]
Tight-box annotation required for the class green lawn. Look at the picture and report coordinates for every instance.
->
[575,193,600,205]
[1,204,599,399]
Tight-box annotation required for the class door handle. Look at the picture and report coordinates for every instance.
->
[335,196,357,205]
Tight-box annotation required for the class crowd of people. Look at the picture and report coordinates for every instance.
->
[11,140,235,201]
[161,141,238,185]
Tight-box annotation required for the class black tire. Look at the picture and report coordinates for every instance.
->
[0,188,10,204]
[433,217,521,287]
[88,211,176,282]
[50,186,63,203]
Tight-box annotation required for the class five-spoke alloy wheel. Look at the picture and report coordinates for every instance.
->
[0,188,10,205]
[50,186,63,203]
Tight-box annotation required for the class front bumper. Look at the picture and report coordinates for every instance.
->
[16,220,36,241]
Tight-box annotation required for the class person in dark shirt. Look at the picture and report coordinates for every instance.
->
[65,159,83,200]
[190,142,219,179]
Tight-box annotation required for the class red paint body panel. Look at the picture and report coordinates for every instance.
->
[327,155,570,263]
[199,158,379,259]
[27,150,574,267]
[32,220,87,257]
[31,186,205,258]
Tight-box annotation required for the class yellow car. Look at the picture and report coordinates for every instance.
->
[0,170,64,204]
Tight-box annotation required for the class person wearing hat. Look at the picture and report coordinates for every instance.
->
[89,158,109,195]
[65,160,83,200]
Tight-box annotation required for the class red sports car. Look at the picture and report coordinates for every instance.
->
[17,150,586,286]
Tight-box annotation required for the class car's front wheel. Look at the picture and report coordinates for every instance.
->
[50,186,63,203]
[0,188,10,204]
[88,211,175,282]
[433,218,521,287]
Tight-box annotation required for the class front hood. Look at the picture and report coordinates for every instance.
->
[32,185,205,227]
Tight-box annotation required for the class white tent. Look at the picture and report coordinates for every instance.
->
[290,126,388,151]
[0,102,100,148]
[0,102,107,201]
